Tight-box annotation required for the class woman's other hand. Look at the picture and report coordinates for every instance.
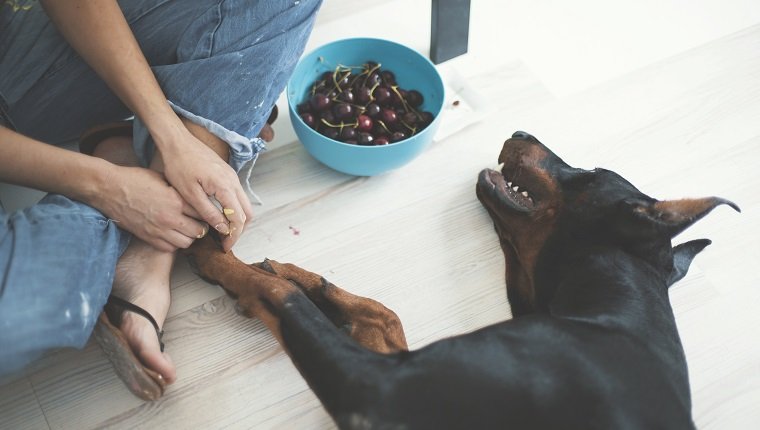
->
[96,166,208,252]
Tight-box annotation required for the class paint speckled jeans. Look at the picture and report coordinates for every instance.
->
[0,0,321,378]
[0,195,129,377]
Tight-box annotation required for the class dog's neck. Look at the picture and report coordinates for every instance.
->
[546,247,679,339]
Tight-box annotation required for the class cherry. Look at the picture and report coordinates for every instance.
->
[365,103,381,118]
[401,111,419,126]
[358,132,374,145]
[419,111,434,127]
[300,113,316,129]
[357,115,373,131]
[333,103,354,120]
[390,131,406,142]
[380,70,396,86]
[340,127,357,141]
[320,109,336,124]
[381,108,397,124]
[321,127,339,140]
[335,73,350,89]
[310,93,331,111]
[366,72,381,87]
[297,102,310,114]
[338,89,354,103]
[406,90,424,107]
[356,86,372,104]
[390,88,407,107]
[372,122,388,137]
[373,87,392,106]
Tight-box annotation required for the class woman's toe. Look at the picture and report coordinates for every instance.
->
[123,315,177,384]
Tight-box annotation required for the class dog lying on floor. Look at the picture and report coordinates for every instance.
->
[185,131,738,429]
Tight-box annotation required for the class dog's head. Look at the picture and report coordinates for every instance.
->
[476,132,739,315]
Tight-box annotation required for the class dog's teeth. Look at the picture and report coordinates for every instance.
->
[521,191,529,198]
[512,186,519,192]
[507,181,513,187]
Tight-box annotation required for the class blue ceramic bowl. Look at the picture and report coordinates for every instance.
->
[287,38,444,176]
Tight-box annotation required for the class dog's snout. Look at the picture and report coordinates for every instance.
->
[512,131,532,139]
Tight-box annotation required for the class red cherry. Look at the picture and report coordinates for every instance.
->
[357,115,373,131]
[381,108,397,124]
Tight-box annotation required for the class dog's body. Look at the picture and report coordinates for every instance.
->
[186,132,738,429]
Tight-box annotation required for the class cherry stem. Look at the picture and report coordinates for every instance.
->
[377,120,392,134]
[362,62,382,87]
[400,120,417,134]
[321,118,358,130]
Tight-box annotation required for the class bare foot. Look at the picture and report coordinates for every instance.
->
[91,135,177,382]
[111,238,177,383]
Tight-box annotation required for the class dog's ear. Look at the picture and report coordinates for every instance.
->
[620,197,740,239]
[667,239,711,287]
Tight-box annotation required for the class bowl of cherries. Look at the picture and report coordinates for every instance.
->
[287,38,444,176]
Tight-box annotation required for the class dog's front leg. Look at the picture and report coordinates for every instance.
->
[185,236,408,354]
[184,236,405,425]
[183,236,299,347]
[251,259,408,354]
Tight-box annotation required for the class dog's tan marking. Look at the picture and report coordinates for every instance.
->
[184,236,408,355]
[255,260,408,354]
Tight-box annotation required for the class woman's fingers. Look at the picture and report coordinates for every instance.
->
[235,186,254,227]
[184,184,231,236]
[164,229,195,249]
[213,188,246,251]
[181,200,203,221]
[139,217,204,252]
[177,181,250,251]
[174,214,208,240]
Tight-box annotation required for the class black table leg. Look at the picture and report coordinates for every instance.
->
[430,0,471,64]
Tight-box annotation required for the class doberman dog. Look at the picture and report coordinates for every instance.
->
[185,131,739,429]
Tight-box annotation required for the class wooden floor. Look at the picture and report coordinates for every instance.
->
[2,1,760,428]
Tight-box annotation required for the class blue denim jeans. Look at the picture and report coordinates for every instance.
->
[0,195,129,377]
[0,0,321,378]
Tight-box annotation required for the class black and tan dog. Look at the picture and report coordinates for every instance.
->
[186,131,738,429]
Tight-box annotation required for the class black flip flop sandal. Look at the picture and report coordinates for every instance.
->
[93,295,167,401]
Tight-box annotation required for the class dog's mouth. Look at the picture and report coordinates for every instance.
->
[480,167,537,212]
[478,161,540,213]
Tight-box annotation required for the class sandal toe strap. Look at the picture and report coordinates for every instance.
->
[105,295,165,352]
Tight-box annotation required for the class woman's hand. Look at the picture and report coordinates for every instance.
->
[160,132,254,252]
[40,0,253,252]
[0,128,203,253]
[96,166,209,253]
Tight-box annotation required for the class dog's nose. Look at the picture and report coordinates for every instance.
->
[512,131,532,139]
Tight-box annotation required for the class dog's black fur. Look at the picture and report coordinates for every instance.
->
[188,132,738,429]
